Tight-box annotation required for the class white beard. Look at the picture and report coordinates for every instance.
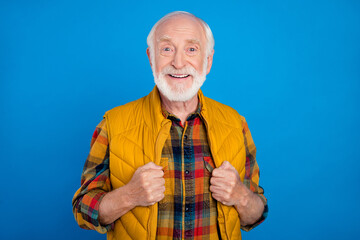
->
[152,61,207,102]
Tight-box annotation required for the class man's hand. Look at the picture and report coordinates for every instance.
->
[125,162,165,207]
[99,162,165,225]
[210,161,247,206]
[210,161,264,226]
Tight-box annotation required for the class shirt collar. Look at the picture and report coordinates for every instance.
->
[161,100,202,123]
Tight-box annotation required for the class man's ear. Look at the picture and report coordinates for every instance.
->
[146,48,152,68]
[206,49,214,75]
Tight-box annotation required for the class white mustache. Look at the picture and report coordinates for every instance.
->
[161,66,198,76]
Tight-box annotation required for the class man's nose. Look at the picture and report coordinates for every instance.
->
[171,50,186,69]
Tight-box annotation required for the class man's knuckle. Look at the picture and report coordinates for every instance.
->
[224,193,230,200]
[145,191,153,200]
[140,177,147,186]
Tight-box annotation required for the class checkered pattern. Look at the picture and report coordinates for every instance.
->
[157,107,219,240]
[72,107,268,236]
[241,119,268,231]
[72,120,113,233]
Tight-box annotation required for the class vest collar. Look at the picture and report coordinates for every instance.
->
[143,86,210,136]
[143,86,170,137]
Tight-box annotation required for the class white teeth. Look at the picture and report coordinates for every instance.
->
[169,74,189,78]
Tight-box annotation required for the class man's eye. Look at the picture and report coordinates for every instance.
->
[189,48,196,52]
[163,47,171,51]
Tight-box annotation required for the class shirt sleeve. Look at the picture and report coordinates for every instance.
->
[72,119,114,233]
[240,117,268,232]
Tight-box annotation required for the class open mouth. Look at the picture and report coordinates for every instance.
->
[168,74,190,79]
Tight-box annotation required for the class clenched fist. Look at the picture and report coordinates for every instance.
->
[99,162,165,225]
[210,161,248,206]
[209,161,265,226]
[126,162,166,207]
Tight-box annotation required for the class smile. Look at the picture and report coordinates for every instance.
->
[168,74,190,79]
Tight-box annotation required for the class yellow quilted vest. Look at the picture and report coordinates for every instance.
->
[104,86,247,240]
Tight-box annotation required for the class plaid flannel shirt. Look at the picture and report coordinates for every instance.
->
[157,107,219,239]
[72,105,268,236]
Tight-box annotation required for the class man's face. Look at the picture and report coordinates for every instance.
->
[148,15,213,102]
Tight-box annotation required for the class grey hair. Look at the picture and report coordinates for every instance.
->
[146,11,215,59]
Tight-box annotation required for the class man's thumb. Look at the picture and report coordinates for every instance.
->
[219,161,231,169]
[142,162,163,170]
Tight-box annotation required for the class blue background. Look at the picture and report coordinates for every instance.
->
[1,0,359,239]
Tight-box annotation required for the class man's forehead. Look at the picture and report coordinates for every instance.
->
[157,35,201,45]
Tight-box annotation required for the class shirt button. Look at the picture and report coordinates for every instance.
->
[185,207,189,211]
[184,135,188,140]
[185,170,189,174]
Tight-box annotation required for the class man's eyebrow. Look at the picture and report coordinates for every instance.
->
[187,39,201,45]
[157,36,201,45]
[158,35,172,43]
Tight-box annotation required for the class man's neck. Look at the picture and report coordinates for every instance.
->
[160,92,199,126]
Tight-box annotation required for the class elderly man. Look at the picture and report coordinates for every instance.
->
[73,11,268,240]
